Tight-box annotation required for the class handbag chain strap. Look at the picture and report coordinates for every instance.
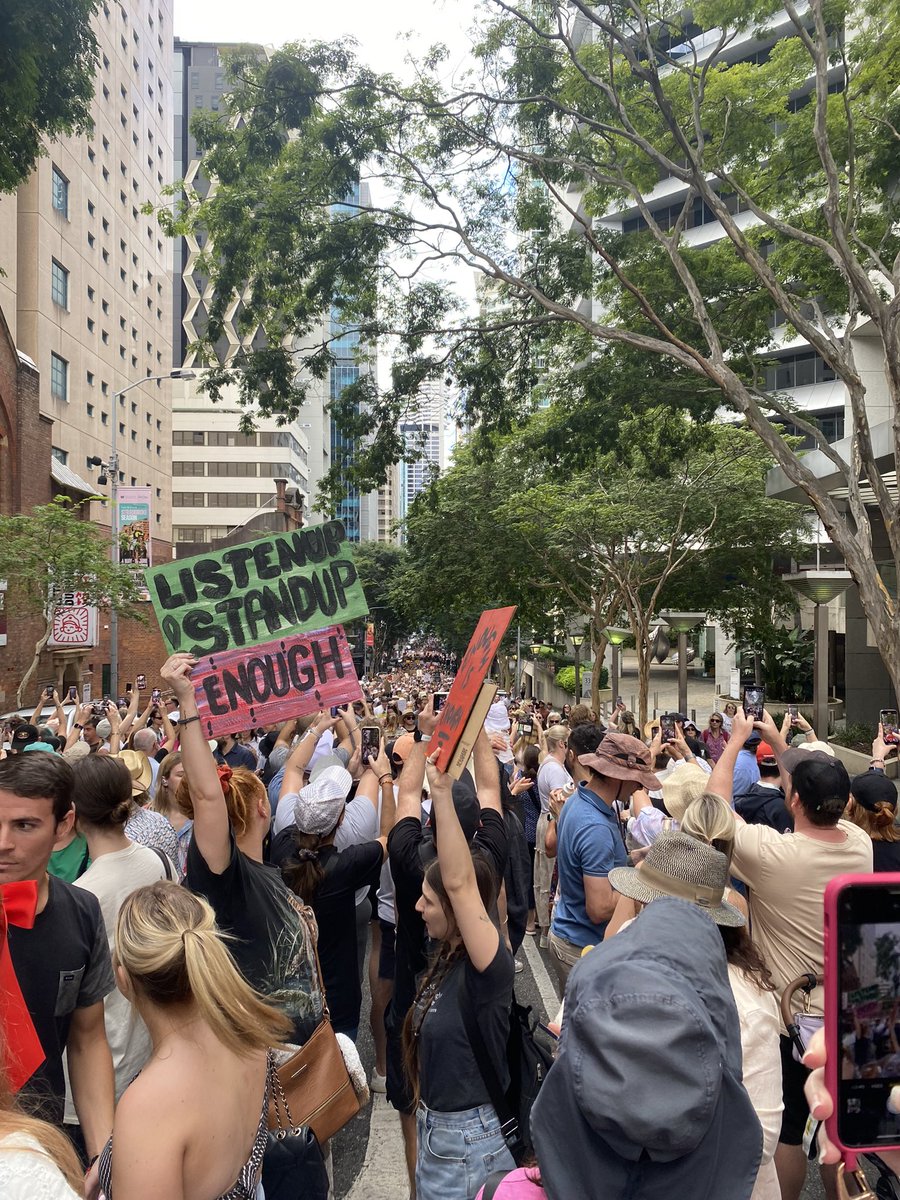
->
[268,1051,298,1133]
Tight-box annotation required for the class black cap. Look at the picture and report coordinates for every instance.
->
[851,772,898,813]
[10,724,40,753]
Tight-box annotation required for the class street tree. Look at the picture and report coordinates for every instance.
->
[158,1,900,699]
[0,498,145,706]
[352,541,414,669]
[0,0,99,193]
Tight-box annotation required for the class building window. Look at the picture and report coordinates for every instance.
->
[50,353,68,401]
[101,411,109,425]
[87,404,94,417]
[51,167,69,217]
[51,446,68,465]
[86,371,94,386]
[764,351,837,391]
[207,461,258,477]
[50,259,69,308]
[173,430,205,447]
[172,461,206,476]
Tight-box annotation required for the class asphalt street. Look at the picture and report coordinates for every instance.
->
[330,925,848,1199]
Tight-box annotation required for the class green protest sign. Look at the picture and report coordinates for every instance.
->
[145,520,369,655]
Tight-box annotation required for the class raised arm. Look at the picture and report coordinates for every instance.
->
[279,711,336,798]
[160,653,231,874]
[473,728,502,814]
[65,702,93,751]
[426,752,500,972]
[131,697,155,734]
[105,700,122,756]
[117,687,141,740]
[157,706,176,755]
[708,709,756,802]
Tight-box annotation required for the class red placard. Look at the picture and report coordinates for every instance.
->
[191,625,363,739]
[430,606,517,772]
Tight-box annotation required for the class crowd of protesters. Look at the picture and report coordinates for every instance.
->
[0,643,898,1200]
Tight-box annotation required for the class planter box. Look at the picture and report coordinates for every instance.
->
[829,741,900,779]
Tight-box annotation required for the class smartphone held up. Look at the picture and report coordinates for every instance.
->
[743,685,765,721]
[824,874,900,1155]
[882,710,900,746]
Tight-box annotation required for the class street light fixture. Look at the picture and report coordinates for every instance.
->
[602,625,630,708]
[87,368,195,696]
[784,569,852,737]
[570,632,585,704]
[658,611,706,717]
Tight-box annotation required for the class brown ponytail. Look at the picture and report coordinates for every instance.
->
[280,831,327,901]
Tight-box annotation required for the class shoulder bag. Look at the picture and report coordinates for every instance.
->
[266,924,361,1145]
[263,1052,329,1200]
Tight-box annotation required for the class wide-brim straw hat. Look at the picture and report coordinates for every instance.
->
[609,831,745,926]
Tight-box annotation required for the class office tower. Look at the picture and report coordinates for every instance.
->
[0,0,176,543]
[398,377,450,531]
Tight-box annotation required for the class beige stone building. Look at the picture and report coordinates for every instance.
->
[0,0,176,547]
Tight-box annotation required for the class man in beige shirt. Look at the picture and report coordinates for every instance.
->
[710,711,873,1200]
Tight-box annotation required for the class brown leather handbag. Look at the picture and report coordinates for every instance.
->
[267,938,361,1145]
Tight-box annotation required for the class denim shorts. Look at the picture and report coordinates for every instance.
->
[416,1102,515,1200]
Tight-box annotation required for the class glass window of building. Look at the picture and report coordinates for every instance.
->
[50,260,69,308]
[51,167,69,217]
[50,353,68,401]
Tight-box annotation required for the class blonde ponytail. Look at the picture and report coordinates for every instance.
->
[116,881,291,1055]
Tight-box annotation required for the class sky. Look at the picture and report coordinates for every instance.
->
[174,0,481,79]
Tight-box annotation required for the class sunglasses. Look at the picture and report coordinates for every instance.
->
[710,719,722,724]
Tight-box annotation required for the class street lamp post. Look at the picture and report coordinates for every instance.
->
[659,611,706,717]
[88,369,193,696]
[570,633,585,704]
[601,626,630,709]
[784,570,852,738]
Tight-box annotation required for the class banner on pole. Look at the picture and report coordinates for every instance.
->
[430,605,517,773]
[190,625,363,738]
[118,486,152,569]
[145,520,369,655]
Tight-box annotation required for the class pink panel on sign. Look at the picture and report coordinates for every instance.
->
[191,625,364,739]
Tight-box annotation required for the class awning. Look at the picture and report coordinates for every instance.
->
[51,458,99,496]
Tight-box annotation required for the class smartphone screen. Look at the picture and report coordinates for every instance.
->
[788,704,799,722]
[136,674,147,691]
[743,685,765,720]
[330,706,340,718]
[881,710,899,745]
[44,685,54,698]
[660,714,676,742]
[361,726,380,763]
[831,878,900,1149]
[67,686,77,702]
[433,691,448,713]
[151,688,161,703]
[125,682,133,693]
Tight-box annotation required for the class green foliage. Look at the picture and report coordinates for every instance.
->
[752,626,815,702]
[352,541,412,661]
[0,0,99,192]
[831,722,876,750]
[0,497,145,617]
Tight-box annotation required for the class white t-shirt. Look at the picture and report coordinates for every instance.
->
[728,966,782,1200]
[0,1132,80,1199]
[537,757,572,815]
[74,842,167,1096]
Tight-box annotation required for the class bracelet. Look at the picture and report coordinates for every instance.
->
[74,723,84,730]
[871,759,885,766]
[179,714,200,727]
[302,727,317,740]
[420,734,432,743]
[379,774,393,786]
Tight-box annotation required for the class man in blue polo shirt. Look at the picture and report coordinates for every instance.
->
[549,730,660,989]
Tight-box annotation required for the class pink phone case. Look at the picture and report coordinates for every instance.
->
[823,872,900,1158]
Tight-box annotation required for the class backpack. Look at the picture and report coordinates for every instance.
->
[461,986,556,1166]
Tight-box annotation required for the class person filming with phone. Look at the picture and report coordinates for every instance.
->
[708,707,873,1200]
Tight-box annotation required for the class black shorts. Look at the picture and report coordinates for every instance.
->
[779,1034,812,1145]
[378,919,396,982]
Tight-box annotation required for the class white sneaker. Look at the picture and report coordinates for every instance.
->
[370,1070,386,1094]
[540,934,549,949]
[515,958,524,974]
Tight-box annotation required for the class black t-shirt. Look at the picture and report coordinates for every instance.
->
[388,808,508,1019]
[874,840,900,873]
[185,834,322,1044]
[416,942,513,1112]
[8,875,115,1123]
[270,832,383,1035]
[503,809,531,954]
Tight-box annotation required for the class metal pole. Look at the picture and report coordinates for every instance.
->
[109,397,120,698]
[574,641,581,704]
[611,644,619,707]
[814,602,829,738]
[678,630,688,716]
[515,623,521,697]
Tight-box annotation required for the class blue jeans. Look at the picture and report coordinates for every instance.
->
[416,1102,515,1200]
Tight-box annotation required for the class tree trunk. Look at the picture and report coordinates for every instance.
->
[636,625,652,729]
[17,618,53,709]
